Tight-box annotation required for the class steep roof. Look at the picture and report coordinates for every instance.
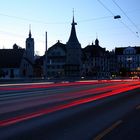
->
[48,40,66,52]
[0,46,25,68]
[67,16,80,45]
[26,28,34,43]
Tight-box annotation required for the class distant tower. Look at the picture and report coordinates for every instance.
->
[66,11,82,76]
[25,25,34,64]
[95,38,99,46]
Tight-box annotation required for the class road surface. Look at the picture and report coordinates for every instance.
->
[0,80,140,140]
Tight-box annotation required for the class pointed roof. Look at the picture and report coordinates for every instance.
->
[48,40,66,52]
[29,30,31,38]
[67,15,80,45]
[29,25,32,38]
[26,25,34,42]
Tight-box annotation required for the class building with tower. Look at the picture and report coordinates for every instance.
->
[25,28,34,64]
[45,15,82,78]
[0,29,35,78]
[65,16,82,77]
[20,28,35,77]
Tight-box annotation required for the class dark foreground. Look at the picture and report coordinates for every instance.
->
[0,80,140,140]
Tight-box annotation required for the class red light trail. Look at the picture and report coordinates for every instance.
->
[0,80,140,127]
[0,80,128,91]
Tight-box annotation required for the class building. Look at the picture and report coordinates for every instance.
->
[0,29,35,78]
[45,15,82,78]
[82,39,111,78]
[115,46,140,77]
[108,50,118,77]
[34,55,44,78]
[20,29,35,77]
[46,40,66,78]
[65,16,82,77]
[0,44,25,78]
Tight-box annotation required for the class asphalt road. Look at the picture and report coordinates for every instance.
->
[100,104,140,140]
[0,80,140,140]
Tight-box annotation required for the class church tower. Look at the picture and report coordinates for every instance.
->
[25,27,34,64]
[20,27,34,78]
[65,13,82,77]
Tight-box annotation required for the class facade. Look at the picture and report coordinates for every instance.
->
[109,50,118,77]
[82,39,111,78]
[34,55,44,78]
[115,46,140,77]
[46,41,66,78]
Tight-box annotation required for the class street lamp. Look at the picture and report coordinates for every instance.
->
[114,15,121,19]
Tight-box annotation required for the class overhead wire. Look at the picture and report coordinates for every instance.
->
[97,0,139,38]
[0,3,139,48]
[0,12,115,42]
[112,0,139,37]
[78,16,113,23]
[0,12,114,25]
[97,0,115,16]
[0,12,69,25]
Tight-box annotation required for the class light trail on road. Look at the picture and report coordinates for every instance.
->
[0,80,139,114]
[0,80,140,127]
[0,80,129,91]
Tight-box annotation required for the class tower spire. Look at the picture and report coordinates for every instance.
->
[72,8,74,23]
[72,9,77,26]
[95,33,99,46]
[96,32,98,39]
[67,10,79,44]
[29,24,32,38]
[73,8,74,18]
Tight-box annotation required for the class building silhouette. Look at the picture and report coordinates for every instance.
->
[21,29,34,77]
[45,15,82,78]
[1,16,140,79]
[0,29,34,78]
[0,44,25,78]
[46,40,66,78]
[65,16,82,77]
[82,39,111,78]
